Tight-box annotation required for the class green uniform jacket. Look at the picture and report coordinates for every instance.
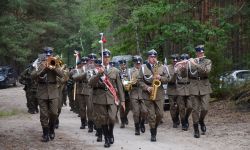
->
[89,66,125,105]
[31,64,64,99]
[138,63,170,101]
[188,58,212,95]
[166,64,177,96]
[128,67,143,100]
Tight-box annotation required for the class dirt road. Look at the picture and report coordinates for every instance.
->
[0,86,250,150]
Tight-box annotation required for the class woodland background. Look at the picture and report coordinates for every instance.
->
[0,0,250,92]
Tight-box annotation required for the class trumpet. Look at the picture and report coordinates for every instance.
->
[47,55,62,69]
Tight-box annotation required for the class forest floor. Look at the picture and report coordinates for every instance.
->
[0,85,250,150]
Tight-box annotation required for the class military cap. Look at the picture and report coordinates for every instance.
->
[81,56,89,64]
[195,45,205,52]
[147,49,157,57]
[100,49,111,57]
[94,58,102,66]
[43,47,54,56]
[88,53,97,60]
[132,55,143,64]
[118,59,127,65]
[109,61,116,67]
[170,54,180,62]
[180,53,189,60]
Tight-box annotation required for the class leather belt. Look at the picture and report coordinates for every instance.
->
[189,77,208,80]
[93,87,108,91]
[38,81,57,84]
[177,82,190,84]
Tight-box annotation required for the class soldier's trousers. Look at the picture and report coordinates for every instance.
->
[120,98,130,121]
[176,96,192,123]
[75,94,80,113]
[87,94,94,121]
[77,94,87,120]
[169,95,179,123]
[38,98,58,128]
[144,100,163,128]
[190,94,210,124]
[26,90,38,112]
[68,88,74,110]
[93,103,117,126]
[131,98,147,123]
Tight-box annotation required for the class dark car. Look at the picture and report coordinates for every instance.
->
[0,66,18,88]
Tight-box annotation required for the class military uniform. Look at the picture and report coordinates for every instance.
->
[55,65,69,129]
[175,54,192,131]
[166,54,180,128]
[72,62,87,128]
[89,49,125,147]
[31,47,65,142]
[19,65,38,114]
[73,56,94,132]
[188,45,212,138]
[119,59,131,128]
[129,55,147,135]
[138,49,170,142]
[67,69,75,111]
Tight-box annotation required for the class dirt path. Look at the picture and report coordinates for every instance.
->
[0,86,250,150]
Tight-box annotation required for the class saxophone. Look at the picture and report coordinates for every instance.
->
[149,64,161,101]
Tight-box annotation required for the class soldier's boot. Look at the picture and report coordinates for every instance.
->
[102,125,110,148]
[49,122,55,140]
[140,119,145,133]
[193,124,200,138]
[80,119,86,129]
[181,120,188,131]
[199,110,207,135]
[150,128,157,142]
[96,128,103,142]
[173,115,180,128]
[125,116,129,125]
[42,127,50,142]
[88,120,94,133]
[55,118,59,129]
[199,121,206,135]
[109,124,114,144]
[185,108,192,128]
[135,123,140,135]
[120,117,125,128]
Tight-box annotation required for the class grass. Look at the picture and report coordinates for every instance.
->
[0,109,19,117]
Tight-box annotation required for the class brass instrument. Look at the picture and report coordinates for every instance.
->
[150,64,161,101]
[174,56,206,72]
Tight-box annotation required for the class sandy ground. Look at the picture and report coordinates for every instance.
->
[0,85,250,150]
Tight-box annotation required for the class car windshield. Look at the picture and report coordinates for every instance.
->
[0,68,7,75]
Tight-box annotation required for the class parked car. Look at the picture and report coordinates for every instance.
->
[111,55,133,68]
[0,66,18,88]
[219,70,250,88]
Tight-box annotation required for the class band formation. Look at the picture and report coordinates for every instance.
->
[19,41,212,148]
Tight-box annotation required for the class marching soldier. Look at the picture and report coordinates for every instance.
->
[89,49,125,148]
[85,53,98,133]
[55,62,69,129]
[138,49,170,142]
[72,59,86,129]
[188,45,212,138]
[167,54,180,128]
[175,53,192,131]
[67,67,75,111]
[19,64,38,114]
[31,47,65,142]
[129,55,147,135]
[119,59,130,128]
